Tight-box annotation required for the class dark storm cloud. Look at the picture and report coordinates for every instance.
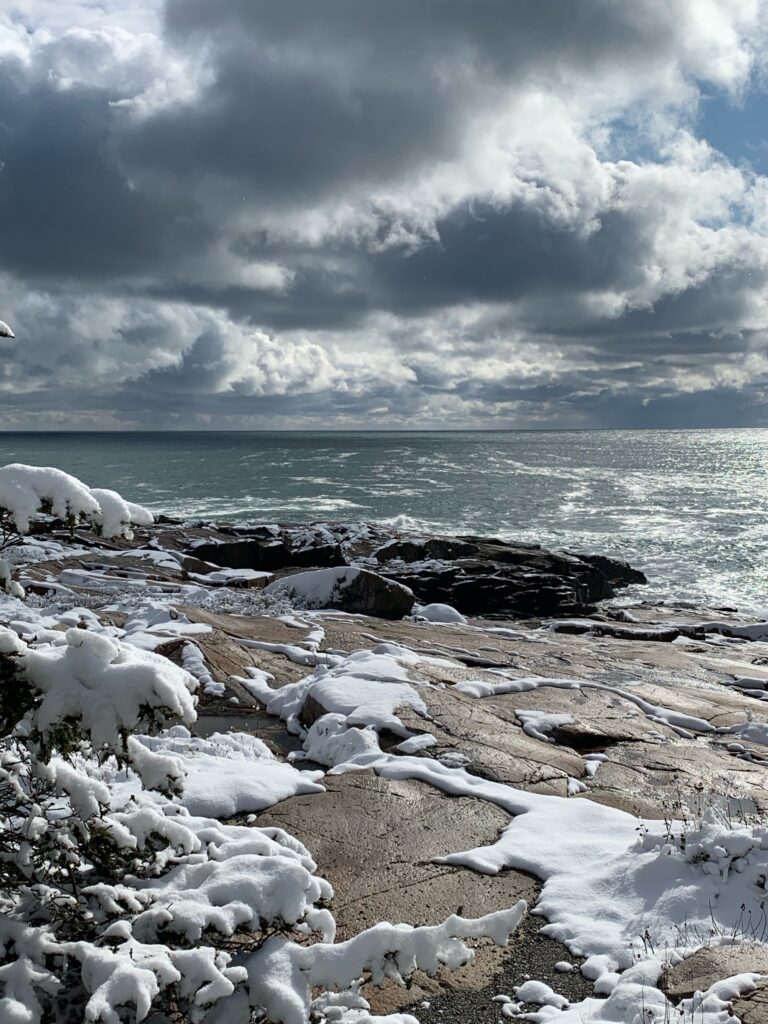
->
[367,204,648,313]
[566,386,768,429]
[0,60,209,282]
[119,48,454,205]
[131,0,671,201]
[164,0,682,91]
[0,0,767,427]
[142,263,373,332]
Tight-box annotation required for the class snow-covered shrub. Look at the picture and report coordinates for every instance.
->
[88,488,154,540]
[0,464,153,597]
[0,628,211,1022]
[0,627,197,888]
[642,805,768,882]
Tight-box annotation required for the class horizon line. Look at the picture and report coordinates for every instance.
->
[0,425,767,435]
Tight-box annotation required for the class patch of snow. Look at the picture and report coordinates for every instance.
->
[121,600,212,651]
[137,726,324,816]
[567,777,587,796]
[238,666,275,698]
[180,641,226,696]
[520,965,760,1024]
[457,673,713,738]
[352,754,768,1008]
[300,714,382,767]
[244,903,527,1024]
[454,675,584,699]
[721,721,768,749]
[416,603,468,625]
[187,568,273,586]
[514,979,568,1008]
[237,636,339,667]
[583,752,607,779]
[0,556,24,598]
[698,621,768,641]
[395,734,437,754]
[245,645,430,738]
[515,709,574,744]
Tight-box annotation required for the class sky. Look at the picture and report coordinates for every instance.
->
[2,1,768,430]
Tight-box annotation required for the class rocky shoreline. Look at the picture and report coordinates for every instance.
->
[5,514,768,1021]
[187,518,648,617]
[23,514,648,620]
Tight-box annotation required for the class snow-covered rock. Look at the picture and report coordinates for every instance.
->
[514,979,568,1007]
[264,566,414,619]
[417,602,468,624]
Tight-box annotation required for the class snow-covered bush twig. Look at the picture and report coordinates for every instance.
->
[0,627,220,1023]
[0,464,153,597]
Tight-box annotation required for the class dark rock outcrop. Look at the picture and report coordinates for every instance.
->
[550,621,692,642]
[374,537,480,562]
[291,543,347,568]
[567,551,646,589]
[375,536,646,618]
[337,568,415,618]
[190,536,346,572]
[172,522,646,620]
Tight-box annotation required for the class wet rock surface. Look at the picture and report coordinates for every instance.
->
[394,688,586,797]
[174,597,768,821]
[735,983,768,1024]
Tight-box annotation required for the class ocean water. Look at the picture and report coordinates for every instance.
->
[1,429,767,613]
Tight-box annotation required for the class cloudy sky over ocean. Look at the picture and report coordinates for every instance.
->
[2,1,768,429]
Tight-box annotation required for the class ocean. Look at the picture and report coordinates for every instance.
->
[1,429,767,613]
